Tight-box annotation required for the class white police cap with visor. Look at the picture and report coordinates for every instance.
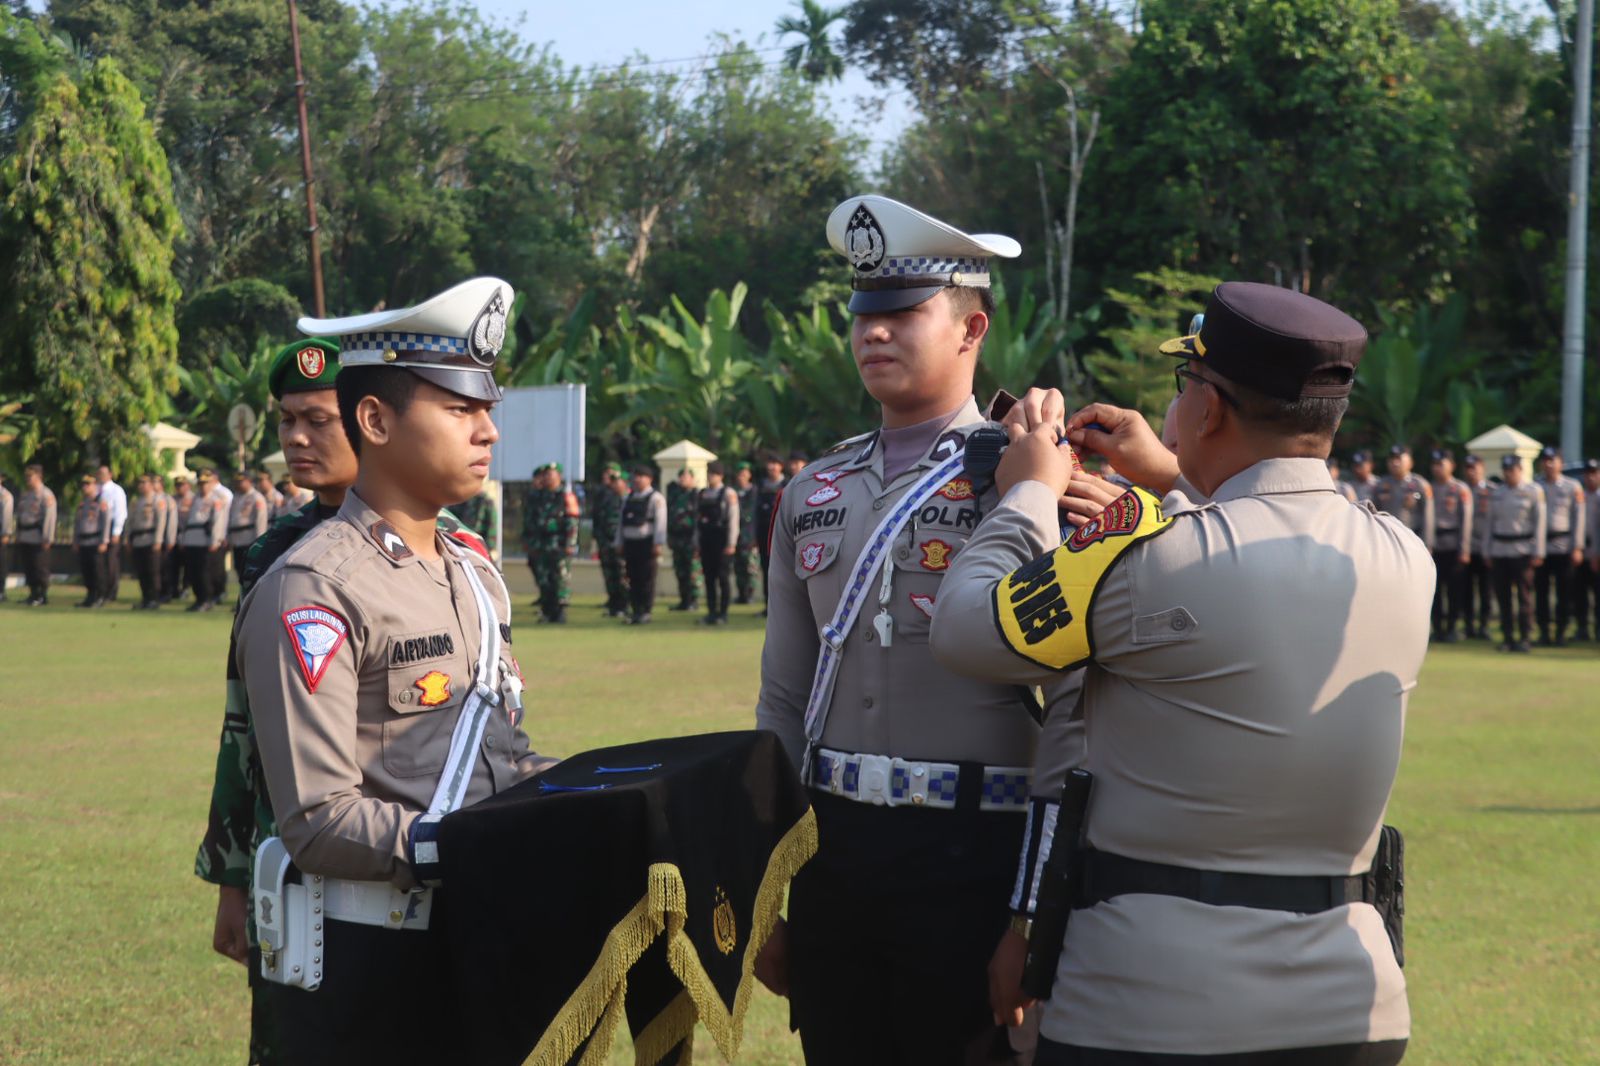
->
[825,194,1021,314]
[297,277,513,402]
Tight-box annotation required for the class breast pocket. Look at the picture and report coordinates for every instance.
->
[383,630,469,778]
[792,528,846,582]
[889,511,976,642]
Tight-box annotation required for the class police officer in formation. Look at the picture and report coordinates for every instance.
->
[1428,448,1473,642]
[666,466,702,612]
[164,475,193,604]
[616,463,667,624]
[253,470,285,520]
[182,470,229,610]
[523,462,579,623]
[14,465,57,606]
[127,472,173,609]
[591,462,631,618]
[95,464,128,602]
[933,281,1422,1066]
[732,460,759,604]
[1482,453,1545,652]
[228,469,271,596]
[72,473,113,607]
[1373,443,1433,549]
[1326,455,1358,504]
[1460,454,1496,638]
[755,195,1084,1065]
[1349,449,1379,503]
[696,460,740,625]
[235,279,550,1063]
[1578,458,1600,641]
[1533,446,1586,645]
[755,452,785,612]
[0,473,12,604]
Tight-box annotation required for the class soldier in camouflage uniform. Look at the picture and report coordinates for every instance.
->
[592,462,630,617]
[666,466,702,611]
[523,462,579,622]
[732,461,759,603]
[193,339,352,1061]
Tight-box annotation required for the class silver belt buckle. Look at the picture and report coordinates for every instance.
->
[855,753,894,806]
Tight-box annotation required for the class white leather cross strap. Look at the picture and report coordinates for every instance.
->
[801,451,967,776]
[427,541,512,816]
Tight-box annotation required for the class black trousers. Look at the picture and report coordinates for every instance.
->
[106,539,122,599]
[788,791,1025,1066]
[699,534,731,616]
[187,545,214,604]
[1035,1039,1407,1066]
[1573,560,1599,636]
[1430,548,1466,633]
[1491,557,1535,643]
[622,538,658,618]
[1464,554,1494,631]
[0,538,8,596]
[131,545,160,603]
[208,545,227,601]
[162,543,184,600]
[18,542,49,600]
[759,538,773,603]
[1534,551,1576,638]
[76,545,108,602]
[251,918,464,1065]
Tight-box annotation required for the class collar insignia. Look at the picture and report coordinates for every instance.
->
[930,429,964,462]
[369,520,413,561]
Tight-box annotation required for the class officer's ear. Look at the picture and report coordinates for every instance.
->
[354,395,393,449]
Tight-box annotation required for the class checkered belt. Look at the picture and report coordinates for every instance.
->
[810,747,1030,812]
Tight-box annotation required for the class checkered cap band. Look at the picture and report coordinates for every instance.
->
[860,256,989,281]
[343,331,469,355]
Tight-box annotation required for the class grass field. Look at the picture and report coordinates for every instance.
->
[1,565,1596,1065]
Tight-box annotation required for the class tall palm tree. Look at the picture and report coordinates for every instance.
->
[776,0,846,83]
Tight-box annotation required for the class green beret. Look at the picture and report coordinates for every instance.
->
[605,462,625,477]
[735,461,752,473]
[268,338,340,399]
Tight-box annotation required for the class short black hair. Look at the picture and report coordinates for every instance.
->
[336,367,422,453]
[707,460,725,477]
[944,286,996,353]
[632,464,653,478]
[1223,370,1349,441]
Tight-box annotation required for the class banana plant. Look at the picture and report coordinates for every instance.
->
[1348,293,1498,448]
[753,300,875,450]
[974,276,1076,405]
[173,340,278,460]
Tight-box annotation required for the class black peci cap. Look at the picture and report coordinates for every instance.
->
[1501,454,1521,469]
[1159,282,1367,401]
[1390,444,1411,458]
[1539,445,1560,460]
[1430,448,1453,463]
[1351,450,1372,465]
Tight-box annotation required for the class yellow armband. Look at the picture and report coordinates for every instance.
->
[992,487,1174,670]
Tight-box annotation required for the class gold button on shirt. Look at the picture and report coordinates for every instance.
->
[238,491,544,890]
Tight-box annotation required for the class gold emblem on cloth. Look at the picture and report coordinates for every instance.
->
[712,886,737,955]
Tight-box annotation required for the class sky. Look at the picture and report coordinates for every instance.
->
[456,0,917,157]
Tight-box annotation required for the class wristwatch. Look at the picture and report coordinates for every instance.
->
[1009,913,1034,941]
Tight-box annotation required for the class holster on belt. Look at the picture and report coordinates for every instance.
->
[1020,768,1093,1000]
[1367,824,1405,967]
[254,836,326,991]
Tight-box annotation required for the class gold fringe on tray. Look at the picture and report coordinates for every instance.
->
[524,806,819,1066]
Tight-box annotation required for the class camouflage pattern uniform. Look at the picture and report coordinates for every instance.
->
[734,479,758,603]
[524,476,579,622]
[452,491,498,557]
[666,480,702,610]
[592,476,629,616]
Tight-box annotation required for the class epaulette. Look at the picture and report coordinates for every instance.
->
[817,429,876,458]
[277,519,366,580]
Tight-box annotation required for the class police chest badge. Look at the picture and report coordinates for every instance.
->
[295,346,325,379]
[282,605,350,693]
[908,593,935,618]
[846,203,886,273]
[413,670,452,707]
[920,538,953,571]
[800,542,826,571]
[806,484,841,506]
[937,477,975,501]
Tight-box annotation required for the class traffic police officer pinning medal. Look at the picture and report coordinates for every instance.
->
[755,194,1089,1066]
[236,278,552,1064]
[930,282,1425,1066]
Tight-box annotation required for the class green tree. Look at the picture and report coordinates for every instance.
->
[1087,0,1475,311]
[173,339,278,467]
[0,49,182,475]
[177,277,301,371]
[1081,268,1219,423]
[777,0,847,83]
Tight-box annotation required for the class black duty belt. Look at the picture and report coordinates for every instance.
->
[1492,533,1534,541]
[18,521,42,530]
[1074,849,1370,914]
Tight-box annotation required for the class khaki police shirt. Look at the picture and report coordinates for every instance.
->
[180,489,228,549]
[1482,482,1545,559]
[237,492,543,889]
[0,485,12,539]
[755,396,1081,777]
[127,493,168,548]
[1536,475,1586,556]
[930,459,1428,1054]
[1430,476,1473,555]
[15,487,56,546]
[228,488,270,548]
[74,497,111,547]
[1351,474,1379,504]
[1332,478,1358,505]
[1373,473,1434,550]
[1586,486,1600,563]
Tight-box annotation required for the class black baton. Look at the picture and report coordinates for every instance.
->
[1021,768,1093,1000]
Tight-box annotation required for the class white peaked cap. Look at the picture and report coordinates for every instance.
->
[825,194,1021,313]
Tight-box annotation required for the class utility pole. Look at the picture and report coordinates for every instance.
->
[1561,0,1593,460]
[287,0,326,317]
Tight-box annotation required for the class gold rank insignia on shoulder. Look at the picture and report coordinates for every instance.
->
[712,885,737,955]
[992,487,1175,670]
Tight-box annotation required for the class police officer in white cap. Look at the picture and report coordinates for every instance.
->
[236,278,553,1063]
[754,195,1087,1065]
